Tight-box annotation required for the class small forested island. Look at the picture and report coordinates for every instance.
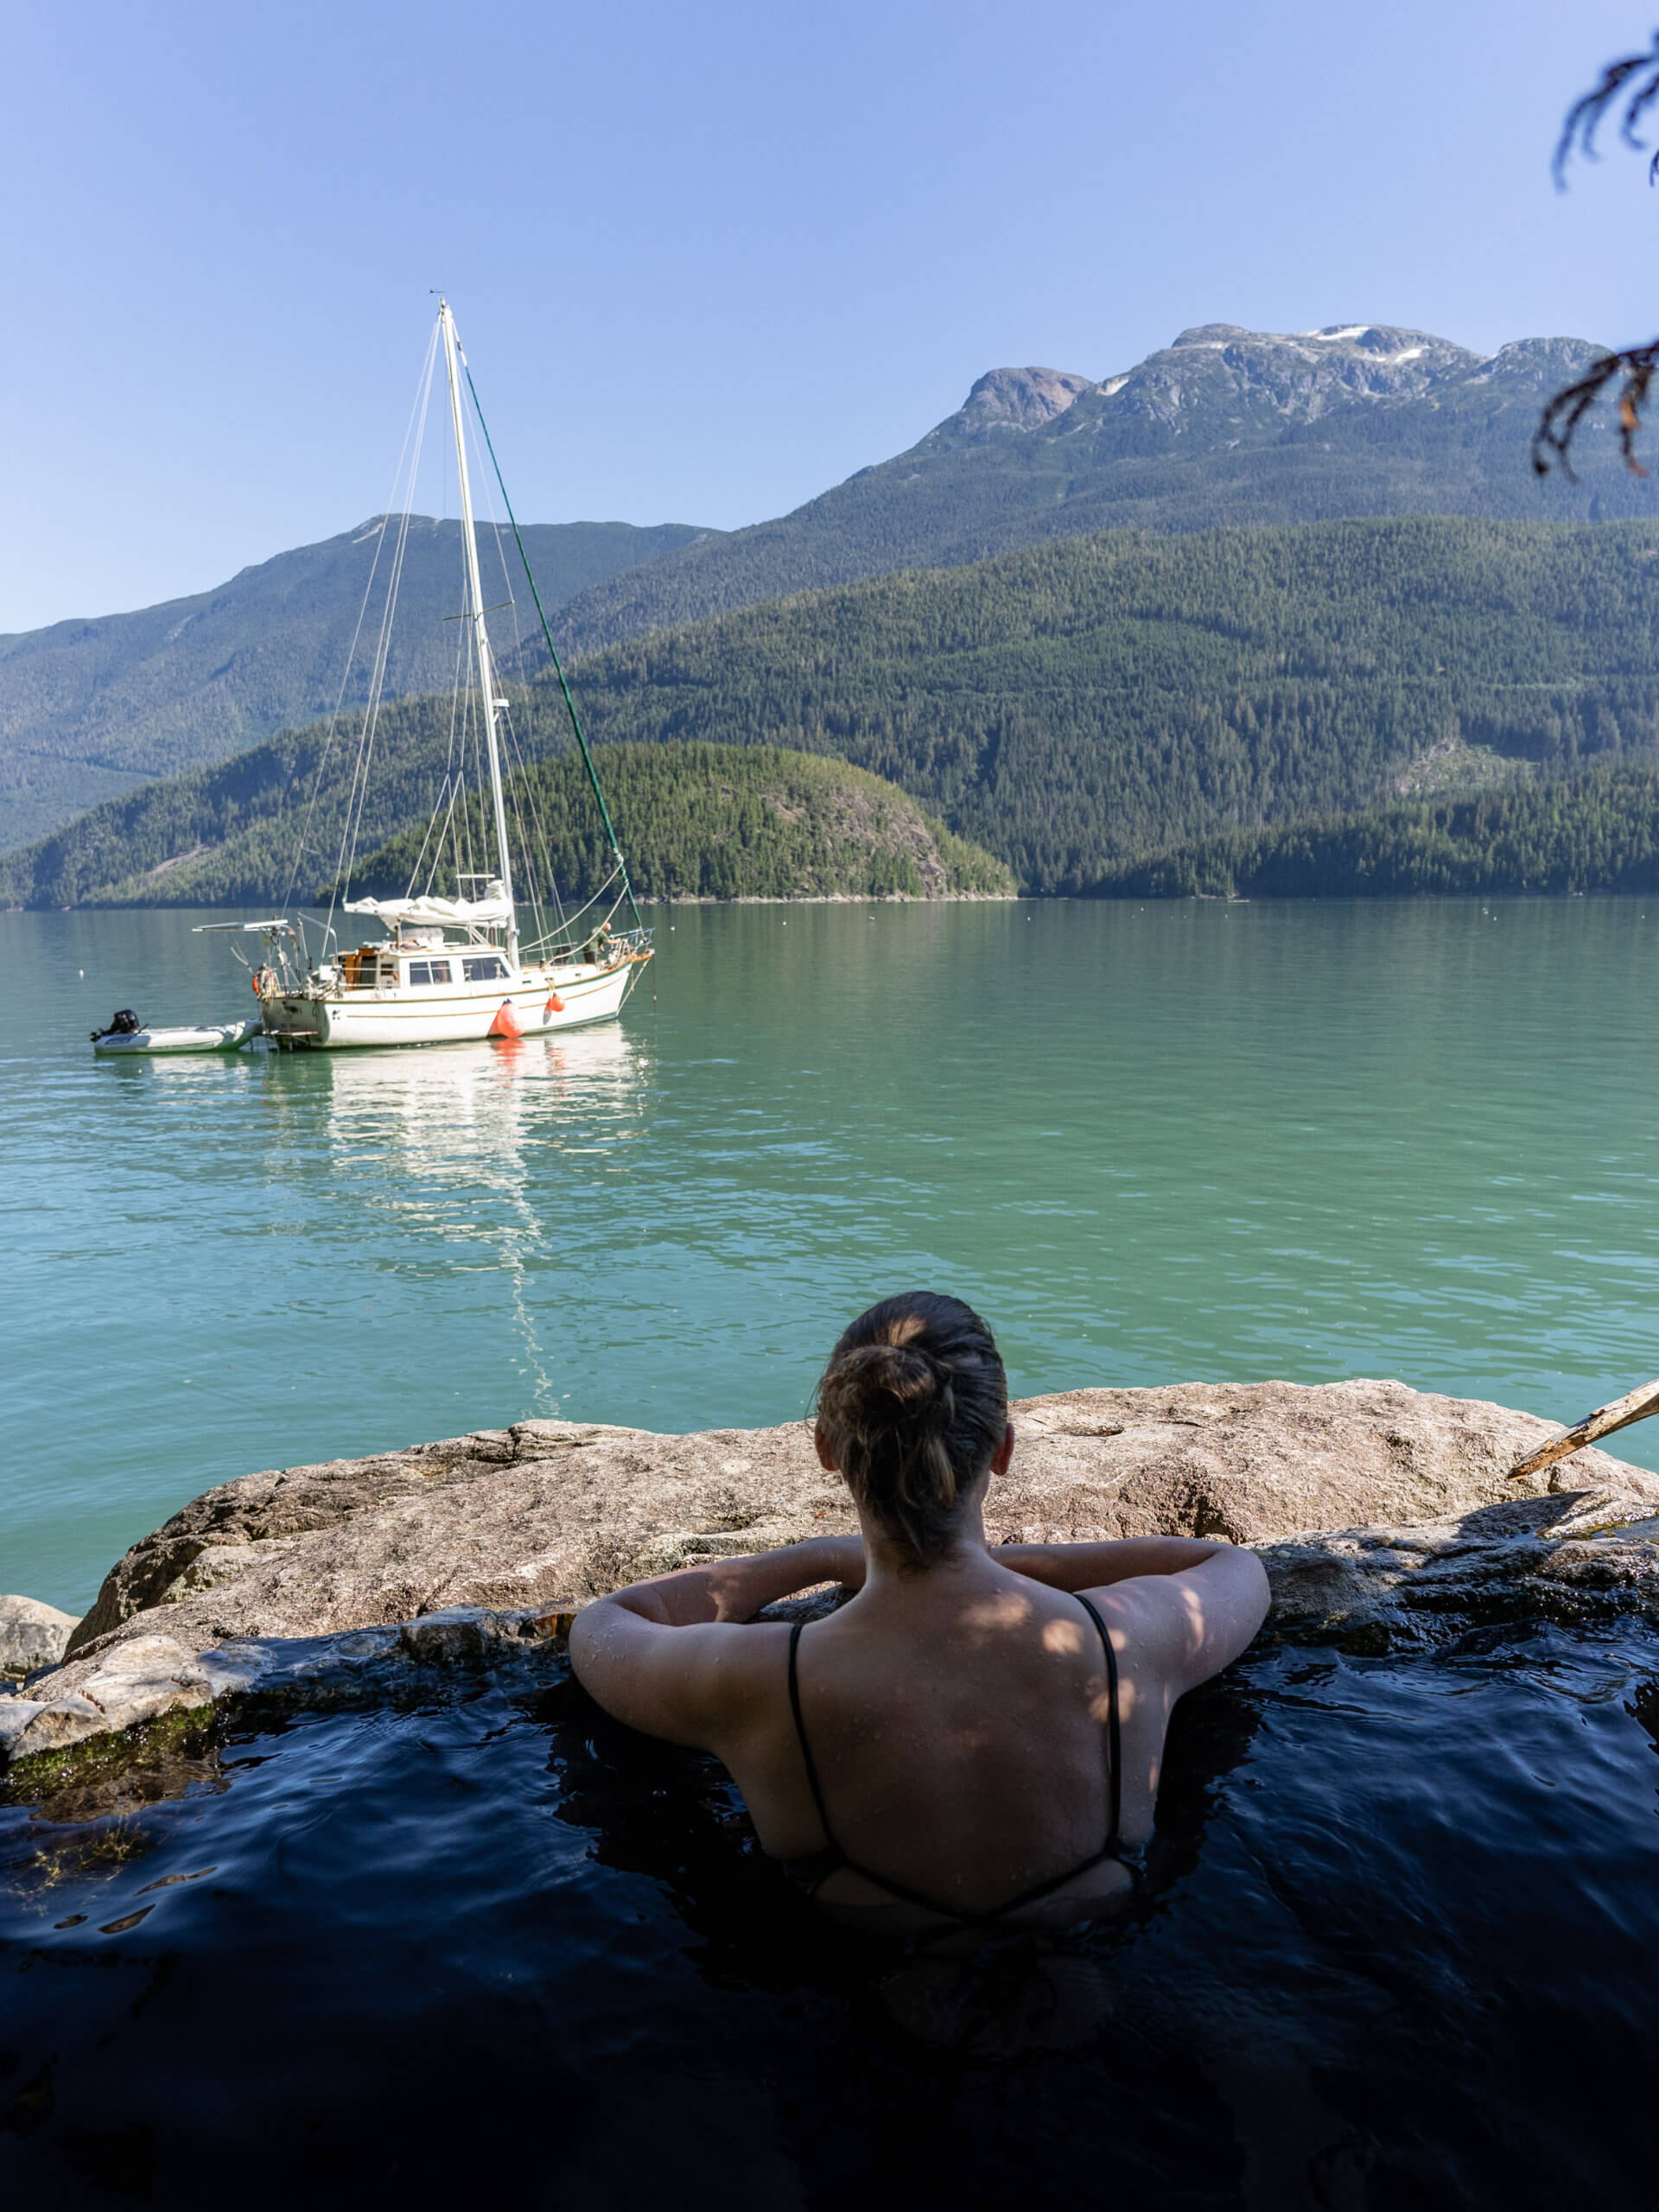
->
[0,738,1009,907]
[345,743,1013,905]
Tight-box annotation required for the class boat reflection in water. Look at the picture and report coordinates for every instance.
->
[255,1024,653,1415]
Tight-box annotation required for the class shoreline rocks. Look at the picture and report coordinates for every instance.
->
[9,1378,1659,1777]
[0,1594,79,1680]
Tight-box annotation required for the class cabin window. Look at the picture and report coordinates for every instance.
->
[462,956,508,982]
[408,960,452,986]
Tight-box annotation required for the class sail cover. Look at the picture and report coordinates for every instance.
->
[342,889,512,926]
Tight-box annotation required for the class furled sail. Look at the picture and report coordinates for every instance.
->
[341,887,513,926]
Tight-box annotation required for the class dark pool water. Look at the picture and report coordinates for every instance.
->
[5,1626,1659,2210]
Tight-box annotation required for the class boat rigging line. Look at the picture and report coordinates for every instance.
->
[459,346,645,932]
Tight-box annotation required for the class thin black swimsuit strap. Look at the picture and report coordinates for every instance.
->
[1071,1590,1122,1847]
[783,1595,1138,1924]
[786,1621,844,1868]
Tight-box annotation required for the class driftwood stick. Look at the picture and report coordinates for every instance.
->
[1508,1377,1659,1480]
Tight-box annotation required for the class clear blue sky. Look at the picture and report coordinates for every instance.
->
[5,0,1656,631]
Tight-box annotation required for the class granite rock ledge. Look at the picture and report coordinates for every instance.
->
[8,1380,1659,1773]
[0,1594,79,1679]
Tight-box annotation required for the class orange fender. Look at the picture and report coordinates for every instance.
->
[544,993,565,1017]
[489,1001,523,1039]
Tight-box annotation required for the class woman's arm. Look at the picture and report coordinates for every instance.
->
[568,1536,861,1747]
[999,1534,1270,1689]
[996,1535,1226,1590]
[1081,1543,1272,1693]
[598,1535,861,1626]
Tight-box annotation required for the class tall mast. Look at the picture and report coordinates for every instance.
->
[437,299,517,965]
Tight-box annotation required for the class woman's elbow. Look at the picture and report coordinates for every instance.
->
[566,1599,615,1688]
[1241,1545,1271,1604]
[1223,1548,1273,1654]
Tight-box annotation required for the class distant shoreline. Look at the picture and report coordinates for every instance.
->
[634,890,1020,906]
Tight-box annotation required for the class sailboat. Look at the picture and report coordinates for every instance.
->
[203,299,653,1049]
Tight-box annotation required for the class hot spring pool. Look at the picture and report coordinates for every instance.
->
[4,1620,1658,2208]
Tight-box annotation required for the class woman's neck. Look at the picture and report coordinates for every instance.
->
[852,1498,998,1595]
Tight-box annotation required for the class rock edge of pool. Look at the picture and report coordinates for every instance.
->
[8,1376,1659,1781]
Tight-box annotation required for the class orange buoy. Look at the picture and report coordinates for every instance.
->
[545,994,565,1017]
[489,1000,523,1039]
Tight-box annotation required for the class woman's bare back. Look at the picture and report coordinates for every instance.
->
[574,1532,1267,1938]
[719,1576,1143,1930]
[569,1293,1268,1939]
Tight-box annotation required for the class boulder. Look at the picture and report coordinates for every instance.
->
[10,1378,1659,1774]
[1261,1488,1659,1649]
[0,1593,79,1678]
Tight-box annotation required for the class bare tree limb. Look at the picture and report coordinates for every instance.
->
[1534,342,1659,479]
[1537,35,1659,476]
[1508,1376,1659,1481]
[1554,31,1659,185]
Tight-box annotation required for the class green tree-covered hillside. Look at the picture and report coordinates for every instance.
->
[0,516,714,853]
[563,518,1659,890]
[0,712,1008,908]
[1091,762,1659,899]
[12,516,1659,906]
[347,744,1013,906]
[9,319,1655,862]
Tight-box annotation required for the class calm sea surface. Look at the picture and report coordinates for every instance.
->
[4,898,1658,1611]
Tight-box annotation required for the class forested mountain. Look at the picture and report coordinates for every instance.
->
[7,318,1653,865]
[0,707,1007,908]
[550,323,1658,653]
[0,687,569,910]
[10,516,1659,907]
[0,516,715,852]
[347,744,1014,906]
[1092,762,1659,899]
[562,518,1659,891]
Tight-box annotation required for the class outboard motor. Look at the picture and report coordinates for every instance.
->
[90,1008,142,1042]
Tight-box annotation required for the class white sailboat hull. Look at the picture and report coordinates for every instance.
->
[258,956,639,1049]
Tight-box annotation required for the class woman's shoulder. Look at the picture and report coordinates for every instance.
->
[1080,1546,1271,1691]
[570,1604,795,1751]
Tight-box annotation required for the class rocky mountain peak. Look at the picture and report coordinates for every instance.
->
[1054,320,1491,453]
[947,365,1095,440]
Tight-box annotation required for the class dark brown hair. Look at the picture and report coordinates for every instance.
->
[815,1292,1008,1569]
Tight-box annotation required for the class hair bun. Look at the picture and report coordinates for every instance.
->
[814,1294,1007,1570]
[858,1340,948,1422]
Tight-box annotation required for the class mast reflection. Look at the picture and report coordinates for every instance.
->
[252,1027,652,1408]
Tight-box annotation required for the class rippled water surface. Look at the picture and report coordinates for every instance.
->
[5,899,1659,1610]
[4,1625,1659,2205]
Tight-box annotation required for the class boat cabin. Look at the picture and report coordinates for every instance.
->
[336,939,513,994]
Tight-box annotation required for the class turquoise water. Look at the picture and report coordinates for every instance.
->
[5,899,1658,1612]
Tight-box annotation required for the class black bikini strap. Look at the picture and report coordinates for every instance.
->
[785,1605,1136,1926]
[787,1622,840,1852]
[1073,1592,1122,1847]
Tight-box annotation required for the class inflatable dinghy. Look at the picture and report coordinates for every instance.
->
[92,1012,263,1055]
